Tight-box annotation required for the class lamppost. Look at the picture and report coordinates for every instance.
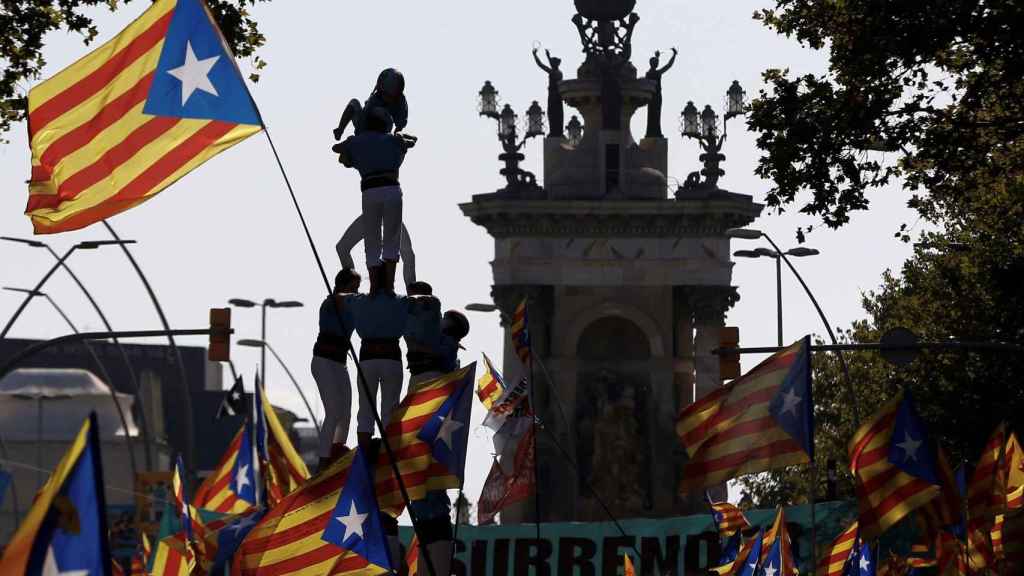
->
[0,236,153,470]
[2,286,139,483]
[733,246,820,346]
[228,298,303,389]
[478,81,546,192]
[0,239,135,339]
[237,339,320,436]
[677,80,746,193]
[727,227,859,425]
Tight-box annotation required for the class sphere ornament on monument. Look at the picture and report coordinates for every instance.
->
[574,0,636,20]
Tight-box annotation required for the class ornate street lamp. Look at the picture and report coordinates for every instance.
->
[479,80,500,118]
[476,82,544,193]
[566,115,584,146]
[676,81,746,193]
[525,101,545,138]
[680,101,700,137]
[725,80,746,118]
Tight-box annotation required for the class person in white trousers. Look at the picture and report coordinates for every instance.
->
[349,289,409,450]
[310,269,361,472]
[334,107,417,294]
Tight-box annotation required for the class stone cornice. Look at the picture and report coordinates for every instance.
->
[459,192,763,238]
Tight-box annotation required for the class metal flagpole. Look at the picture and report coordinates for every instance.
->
[524,298,542,545]
[260,126,438,576]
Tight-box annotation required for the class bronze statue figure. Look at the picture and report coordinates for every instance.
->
[644,48,677,138]
[533,48,565,138]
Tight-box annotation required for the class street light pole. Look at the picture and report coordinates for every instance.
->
[237,338,320,436]
[228,298,303,391]
[776,255,783,347]
[1,236,153,470]
[734,246,820,347]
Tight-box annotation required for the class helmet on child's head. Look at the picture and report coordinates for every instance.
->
[376,68,405,97]
[364,107,394,133]
[442,310,470,341]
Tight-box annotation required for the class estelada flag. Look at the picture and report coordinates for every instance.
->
[477,352,505,411]
[761,507,797,575]
[234,448,388,576]
[255,377,310,506]
[0,413,113,575]
[624,554,636,576]
[706,493,751,537]
[1005,432,1024,492]
[193,423,257,515]
[816,520,857,576]
[25,0,262,233]
[849,391,942,540]
[405,535,420,576]
[678,337,814,493]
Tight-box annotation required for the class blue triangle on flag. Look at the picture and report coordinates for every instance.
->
[144,0,261,125]
[321,447,392,570]
[417,370,474,480]
[769,336,815,460]
[887,391,939,485]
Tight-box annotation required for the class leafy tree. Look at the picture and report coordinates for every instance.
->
[739,176,1024,508]
[0,0,269,138]
[747,0,1024,239]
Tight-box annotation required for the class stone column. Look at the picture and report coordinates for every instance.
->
[687,286,739,404]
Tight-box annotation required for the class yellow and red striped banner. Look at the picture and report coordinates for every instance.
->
[476,353,505,411]
[816,520,857,576]
[25,0,261,233]
[194,424,254,515]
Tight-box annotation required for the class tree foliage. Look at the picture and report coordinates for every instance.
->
[739,176,1024,508]
[748,0,1024,238]
[0,0,270,137]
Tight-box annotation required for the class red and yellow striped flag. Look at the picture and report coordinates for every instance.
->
[193,424,254,515]
[1008,484,1024,510]
[476,353,505,411]
[1006,432,1024,491]
[761,507,797,574]
[816,520,857,576]
[150,532,194,576]
[374,364,476,516]
[234,449,387,575]
[968,424,1007,523]
[130,532,151,575]
[25,0,262,233]
[624,554,636,576]
[510,298,531,366]
[848,392,941,540]
[259,382,310,505]
[707,498,750,536]
[678,339,813,493]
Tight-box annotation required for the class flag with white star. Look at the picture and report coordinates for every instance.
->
[735,529,763,576]
[216,375,246,420]
[0,413,113,575]
[679,337,814,492]
[848,540,875,576]
[25,0,262,234]
[231,420,259,505]
[761,534,786,576]
[849,391,943,539]
[418,369,474,481]
[203,509,265,575]
[321,448,392,571]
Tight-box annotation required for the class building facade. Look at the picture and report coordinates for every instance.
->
[461,0,763,521]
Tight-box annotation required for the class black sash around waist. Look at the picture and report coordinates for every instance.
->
[313,332,349,364]
[361,173,400,192]
[359,338,402,361]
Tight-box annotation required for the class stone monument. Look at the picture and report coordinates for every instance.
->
[461,0,763,522]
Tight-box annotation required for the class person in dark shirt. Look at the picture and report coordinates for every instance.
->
[347,289,409,450]
[334,108,417,295]
[407,307,469,576]
[333,68,409,139]
[310,269,360,471]
[403,281,443,385]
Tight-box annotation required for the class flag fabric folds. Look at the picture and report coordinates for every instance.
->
[194,423,257,514]
[967,424,1007,523]
[129,533,151,575]
[321,447,392,571]
[477,426,536,525]
[476,353,505,411]
[511,298,531,366]
[761,507,796,575]
[707,494,751,537]
[848,540,875,576]
[373,364,476,516]
[849,391,942,540]
[234,449,387,576]
[405,535,420,576]
[678,337,814,493]
[25,0,262,233]
[218,374,246,420]
[817,520,857,576]
[712,529,762,576]
[1006,432,1024,493]
[257,377,311,506]
[150,532,194,576]
[419,370,474,491]
[624,554,636,576]
[0,413,112,575]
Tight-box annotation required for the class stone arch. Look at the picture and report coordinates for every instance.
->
[565,301,665,358]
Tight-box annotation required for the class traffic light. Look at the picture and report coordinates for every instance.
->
[719,326,740,381]
[209,307,231,362]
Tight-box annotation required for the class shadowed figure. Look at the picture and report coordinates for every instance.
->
[533,48,564,138]
[644,48,677,138]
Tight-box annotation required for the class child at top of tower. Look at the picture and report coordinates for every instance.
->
[333,107,417,294]
[333,68,409,140]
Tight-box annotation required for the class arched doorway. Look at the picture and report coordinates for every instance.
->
[574,315,654,519]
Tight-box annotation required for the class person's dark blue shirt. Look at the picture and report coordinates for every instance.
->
[339,132,408,179]
[319,295,354,339]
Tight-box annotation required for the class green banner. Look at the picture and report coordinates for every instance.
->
[400,501,859,575]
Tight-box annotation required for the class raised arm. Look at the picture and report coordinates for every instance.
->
[532,49,551,73]
[658,48,678,74]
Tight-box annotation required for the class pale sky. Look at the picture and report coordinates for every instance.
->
[0,1,918,511]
